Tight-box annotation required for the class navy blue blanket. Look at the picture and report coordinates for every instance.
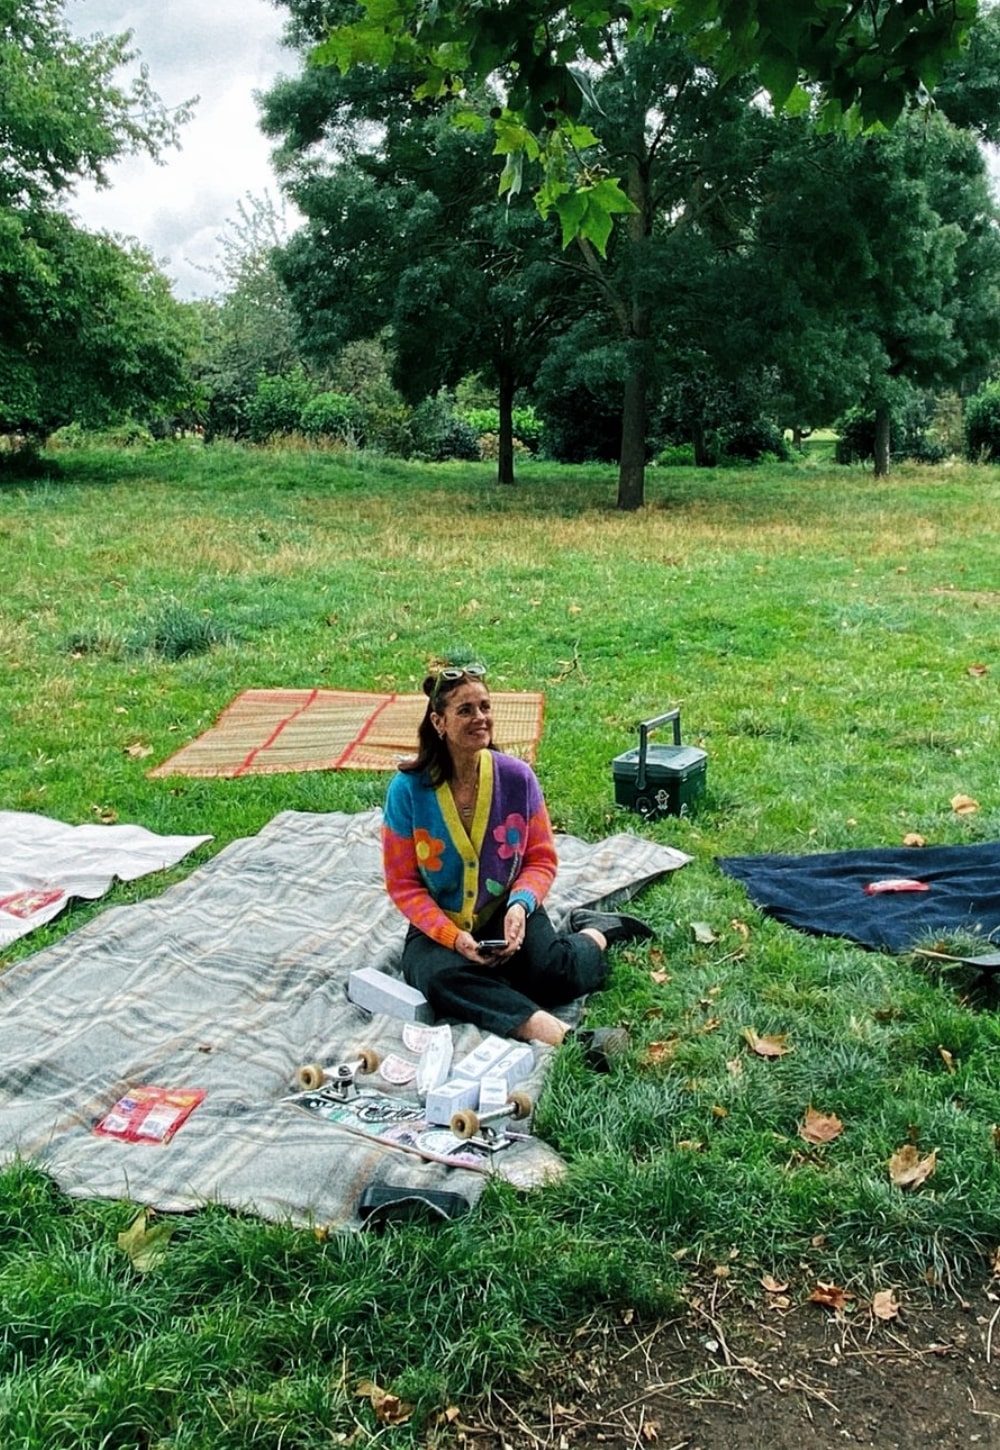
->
[716,842,1000,953]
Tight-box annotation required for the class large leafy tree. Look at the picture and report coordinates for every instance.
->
[549,19,782,505]
[263,3,583,482]
[0,0,195,437]
[746,100,1000,474]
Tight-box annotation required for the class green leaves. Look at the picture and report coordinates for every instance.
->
[312,0,977,256]
[546,175,637,255]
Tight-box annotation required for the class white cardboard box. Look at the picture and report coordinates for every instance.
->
[347,966,434,1023]
[424,1077,480,1126]
[483,1043,534,1093]
[452,1033,514,1081]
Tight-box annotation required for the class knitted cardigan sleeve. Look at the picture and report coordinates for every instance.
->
[382,777,462,950]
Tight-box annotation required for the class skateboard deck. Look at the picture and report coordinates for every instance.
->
[287,1084,566,1187]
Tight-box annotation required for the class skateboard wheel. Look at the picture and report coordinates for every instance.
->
[356,1048,380,1075]
[450,1108,480,1140]
[297,1062,326,1091]
[508,1090,532,1121]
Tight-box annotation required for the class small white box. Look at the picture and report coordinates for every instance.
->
[478,1074,513,1112]
[485,1044,534,1092]
[452,1033,513,1081]
[348,967,433,1023]
[425,1077,479,1126]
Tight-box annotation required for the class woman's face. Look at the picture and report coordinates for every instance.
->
[432,680,494,757]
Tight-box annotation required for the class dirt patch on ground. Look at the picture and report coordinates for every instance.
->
[464,1289,1000,1449]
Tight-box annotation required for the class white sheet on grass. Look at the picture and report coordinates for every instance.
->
[0,811,212,948]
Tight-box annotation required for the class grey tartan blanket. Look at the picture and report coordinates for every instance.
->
[0,809,689,1228]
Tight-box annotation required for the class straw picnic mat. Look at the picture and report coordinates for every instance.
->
[149,688,545,779]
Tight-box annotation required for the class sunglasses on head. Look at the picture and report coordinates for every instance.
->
[432,664,487,706]
[435,664,486,683]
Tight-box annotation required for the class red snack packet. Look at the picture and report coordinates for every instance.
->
[94,1085,205,1144]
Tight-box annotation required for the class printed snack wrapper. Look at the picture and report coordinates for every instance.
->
[94,1085,206,1144]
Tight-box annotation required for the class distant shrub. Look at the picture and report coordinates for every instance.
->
[656,443,696,466]
[360,401,414,457]
[836,395,948,466]
[246,370,316,443]
[299,391,363,443]
[460,405,543,452]
[964,383,1000,462]
[717,419,790,464]
[410,394,481,461]
[478,433,530,462]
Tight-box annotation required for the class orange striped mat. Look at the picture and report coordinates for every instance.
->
[148,688,545,778]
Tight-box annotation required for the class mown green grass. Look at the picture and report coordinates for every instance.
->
[2,442,999,1446]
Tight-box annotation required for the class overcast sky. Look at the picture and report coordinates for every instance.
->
[65,0,301,300]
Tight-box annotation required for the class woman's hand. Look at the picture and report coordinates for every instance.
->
[454,931,487,963]
[502,901,527,954]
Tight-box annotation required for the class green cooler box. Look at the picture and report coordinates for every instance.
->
[612,709,707,819]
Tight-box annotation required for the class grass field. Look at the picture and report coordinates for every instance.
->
[2,442,999,1447]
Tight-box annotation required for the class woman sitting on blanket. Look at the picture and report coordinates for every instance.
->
[381,660,653,1063]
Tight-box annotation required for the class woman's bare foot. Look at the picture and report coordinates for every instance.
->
[512,1009,571,1046]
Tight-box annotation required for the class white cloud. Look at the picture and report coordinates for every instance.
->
[64,0,302,298]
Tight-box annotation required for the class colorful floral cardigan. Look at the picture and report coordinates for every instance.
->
[382,749,558,950]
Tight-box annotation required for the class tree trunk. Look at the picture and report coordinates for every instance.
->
[496,366,516,485]
[615,146,652,511]
[617,349,648,509]
[873,404,891,477]
[692,418,711,467]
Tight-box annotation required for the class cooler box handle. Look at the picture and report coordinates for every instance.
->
[636,710,682,792]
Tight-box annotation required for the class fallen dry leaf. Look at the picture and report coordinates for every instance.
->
[91,804,118,823]
[871,1289,900,1321]
[690,921,719,945]
[967,663,989,677]
[711,1104,728,1119]
[641,1420,660,1442]
[731,919,750,939]
[743,1028,792,1058]
[938,1045,956,1074]
[761,1274,790,1294]
[355,1380,413,1426]
[649,969,672,985]
[726,1056,744,1077]
[117,1210,175,1273]
[888,1144,938,1190]
[951,793,980,815]
[902,832,927,847]
[808,1282,852,1312]
[642,1038,678,1066]
[123,741,153,759]
[799,1106,844,1145]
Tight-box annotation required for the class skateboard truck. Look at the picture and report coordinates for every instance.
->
[295,1047,380,1097]
[449,1089,532,1144]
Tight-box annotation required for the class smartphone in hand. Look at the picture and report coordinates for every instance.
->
[477,938,508,956]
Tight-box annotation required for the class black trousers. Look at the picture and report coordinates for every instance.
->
[399,906,607,1038]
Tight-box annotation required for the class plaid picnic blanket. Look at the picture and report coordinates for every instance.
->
[0,810,689,1228]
